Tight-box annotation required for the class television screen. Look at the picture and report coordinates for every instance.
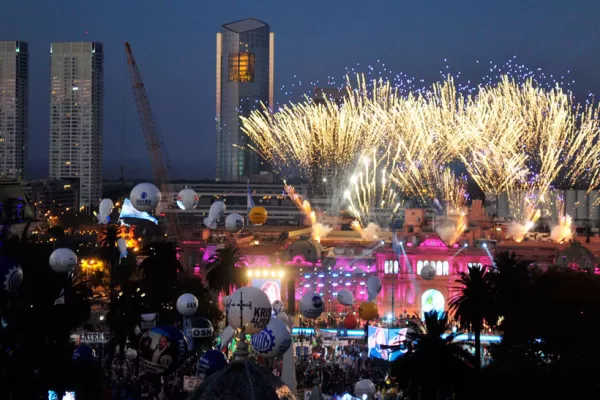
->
[367,326,410,362]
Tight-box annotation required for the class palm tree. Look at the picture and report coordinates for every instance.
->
[490,251,531,345]
[391,311,476,400]
[450,265,498,369]
[205,245,248,295]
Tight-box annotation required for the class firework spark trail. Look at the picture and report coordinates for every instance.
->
[283,181,328,241]
[243,75,392,212]
[250,72,599,244]
[550,194,574,243]
[344,149,402,227]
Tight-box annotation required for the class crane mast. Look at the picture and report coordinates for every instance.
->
[124,42,187,268]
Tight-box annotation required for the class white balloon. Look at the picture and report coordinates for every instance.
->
[337,289,355,306]
[133,326,142,336]
[300,292,324,319]
[225,213,245,233]
[221,295,230,307]
[272,300,284,315]
[276,311,289,323]
[130,183,161,212]
[204,201,226,229]
[220,325,236,351]
[420,264,437,280]
[176,293,199,317]
[355,379,376,399]
[97,198,114,224]
[125,348,138,360]
[49,248,78,273]
[117,238,127,258]
[366,276,382,301]
[251,317,292,359]
[176,188,199,211]
[227,286,272,334]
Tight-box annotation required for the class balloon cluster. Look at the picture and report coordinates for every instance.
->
[219,286,293,360]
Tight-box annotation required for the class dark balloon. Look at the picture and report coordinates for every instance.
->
[0,256,23,293]
[190,317,214,338]
[138,326,188,374]
[196,350,228,378]
[73,344,96,362]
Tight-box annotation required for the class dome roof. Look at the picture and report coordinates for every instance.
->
[556,241,596,272]
[187,360,296,400]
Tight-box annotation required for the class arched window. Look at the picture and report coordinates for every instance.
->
[421,289,445,319]
[417,260,423,275]
[436,261,443,276]
[384,260,389,274]
[442,261,449,276]
[393,261,399,274]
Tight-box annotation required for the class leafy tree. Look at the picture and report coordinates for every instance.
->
[205,245,248,295]
[489,251,532,345]
[0,235,91,398]
[450,265,498,369]
[391,311,475,400]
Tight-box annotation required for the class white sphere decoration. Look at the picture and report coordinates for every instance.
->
[221,295,230,308]
[176,188,199,211]
[355,379,376,399]
[130,182,161,212]
[97,198,114,223]
[337,289,355,306]
[176,293,199,317]
[227,287,272,334]
[49,248,78,273]
[299,292,325,319]
[125,348,138,360]
[272,300,284,315]
[421,264,437,280]
[225,213,245,233]
[366,276,382,301]
[251,317,292,359]
[276,311,289,323]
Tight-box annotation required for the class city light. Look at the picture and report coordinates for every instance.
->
[247,269,285,278]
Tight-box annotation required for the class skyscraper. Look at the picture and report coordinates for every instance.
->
[216,18,274,182]
[49,42,103,211]
[0,41,28,180]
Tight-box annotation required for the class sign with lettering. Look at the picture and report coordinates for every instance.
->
[79,331,113,344]
[183,376,202,392]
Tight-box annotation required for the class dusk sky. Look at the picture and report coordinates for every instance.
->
[1,0,599,180]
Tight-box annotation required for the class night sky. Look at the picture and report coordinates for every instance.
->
[1,0,599,180]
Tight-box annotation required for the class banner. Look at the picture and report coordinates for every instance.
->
[78,331,113,344]
[183,376,202,392]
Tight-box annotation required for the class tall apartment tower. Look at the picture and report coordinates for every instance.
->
[49,42,103,211]
[216,18,274,182]
[0,41,28,180]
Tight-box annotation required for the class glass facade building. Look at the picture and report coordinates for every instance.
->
[216,18,274,182]
[49,42,103,212]
[0,41,28,180]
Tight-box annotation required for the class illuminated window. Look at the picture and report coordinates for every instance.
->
[228,52,255,82]
[384,260,389,274]
[442,261,449,276]
[436,261,443,276]
[417,260,423,275]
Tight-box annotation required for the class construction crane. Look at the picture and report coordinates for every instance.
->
[124,42,188,269]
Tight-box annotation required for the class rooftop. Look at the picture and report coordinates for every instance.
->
[222,18,268,34]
